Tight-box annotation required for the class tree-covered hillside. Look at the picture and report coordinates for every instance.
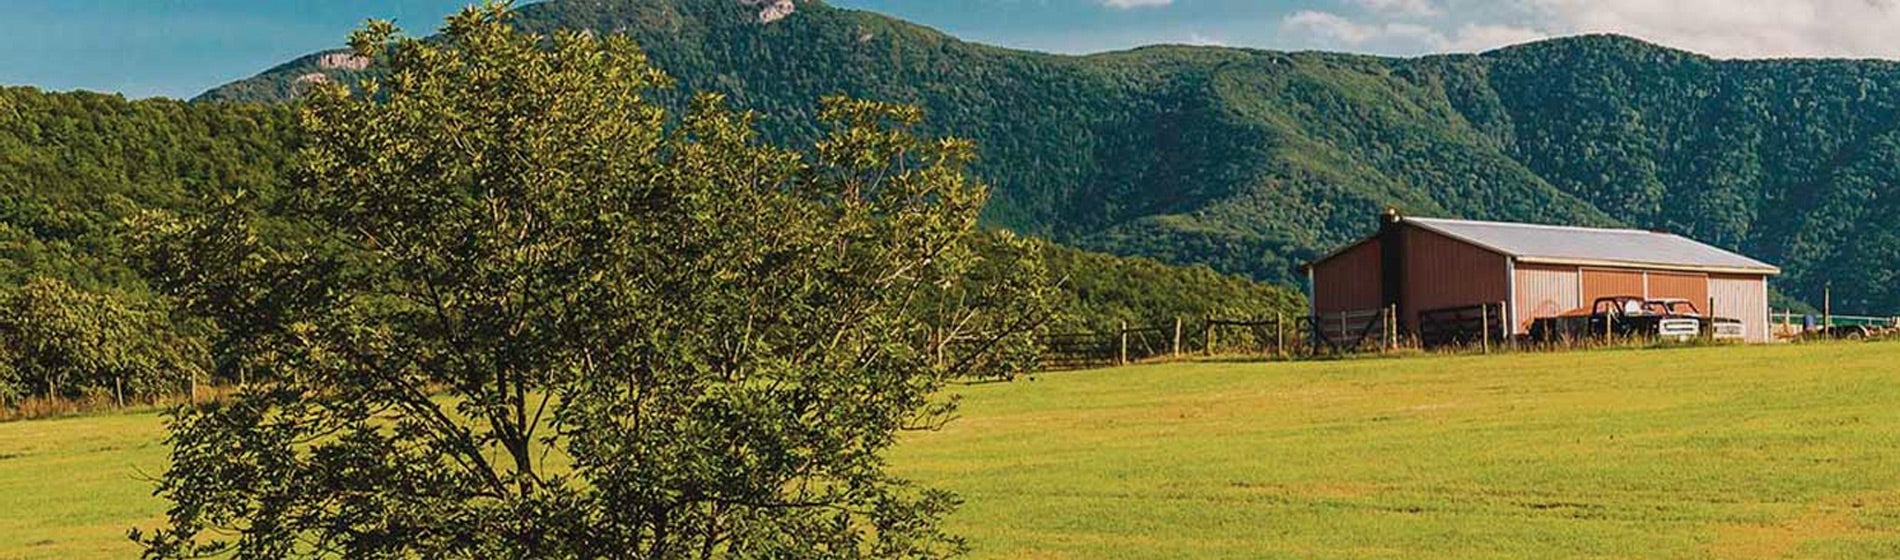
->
[0,84,1299,404]
[0,87,296,293]
[201,0,1900,314]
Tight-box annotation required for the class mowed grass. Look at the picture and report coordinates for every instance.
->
[889,342,1900,559]
[7,343,1900,558]
[0,412,167,559]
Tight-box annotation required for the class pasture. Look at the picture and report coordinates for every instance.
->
[8,342,1900,558]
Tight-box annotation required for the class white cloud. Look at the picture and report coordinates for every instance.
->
[1185,32,1230,47]
[1350,0,1442,18]
[1280,0,1900,59]
[1284,10,1440,45]
[1527,0,1900,59]
[1285,10,1536,52]
[1101,0,1173,9]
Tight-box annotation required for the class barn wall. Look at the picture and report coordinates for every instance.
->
[1710,274,1771,343]
[1514,264,1580,334]
[1581,269,1646,303]
[1646,271,1710,307]
[1313,240,1383,315]
[1403,227,1509,329]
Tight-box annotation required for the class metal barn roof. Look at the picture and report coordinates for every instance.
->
[1403,217,1781,275]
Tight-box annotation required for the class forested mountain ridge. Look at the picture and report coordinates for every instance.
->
[0,82,1301,403]
[198,0,1900,313]
[0,87,296,292]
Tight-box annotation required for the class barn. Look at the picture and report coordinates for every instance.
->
[1304,211,1782,344]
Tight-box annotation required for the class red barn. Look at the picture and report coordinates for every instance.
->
[1304,211,1782,343]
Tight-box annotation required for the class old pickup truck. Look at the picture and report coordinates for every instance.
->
[1528,296,1708,342]
[1648,298,1746,340]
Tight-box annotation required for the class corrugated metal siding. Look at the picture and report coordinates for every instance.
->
[1314,240,1383,314]
[1710,274,1771,343]
[1646,271,1710,307]
[1403,227,1509,329]
[1581,269,1646,303]
[1514,264,1580,334]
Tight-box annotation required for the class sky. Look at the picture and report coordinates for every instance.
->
[8,0,1900,100]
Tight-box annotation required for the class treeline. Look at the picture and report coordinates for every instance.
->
[1034,238,1305,333]
[0,278,205,405]
[0,84,1305,407]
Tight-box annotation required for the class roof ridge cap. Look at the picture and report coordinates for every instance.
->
[1404,216,1655,235]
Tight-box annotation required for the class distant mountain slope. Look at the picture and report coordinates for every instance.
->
[0,85,1302,335]
[200,0,1900,313]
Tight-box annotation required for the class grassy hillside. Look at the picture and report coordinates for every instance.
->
[203,0,1900,314]
[10,342,1900,558]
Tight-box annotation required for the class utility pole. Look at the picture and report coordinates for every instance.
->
[1825,281,1834,329]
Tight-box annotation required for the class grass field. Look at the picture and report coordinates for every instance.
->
[7,342,1900,558]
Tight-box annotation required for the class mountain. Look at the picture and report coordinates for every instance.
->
[175,1,1900,314]
[0,83,1299,344]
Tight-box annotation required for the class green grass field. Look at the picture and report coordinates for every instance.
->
[8,342,1900,558]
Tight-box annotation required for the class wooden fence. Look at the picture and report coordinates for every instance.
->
[1039,312,1383,369]
[1415,302,1508,350]
[1037,305,1515,369]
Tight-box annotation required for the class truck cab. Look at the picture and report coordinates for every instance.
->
[1590,296,1701,341]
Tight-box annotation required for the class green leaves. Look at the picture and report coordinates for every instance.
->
[136,4,1042,558]
[0,277,206,404]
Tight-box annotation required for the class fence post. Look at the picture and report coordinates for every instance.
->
[1500,300,1509,350]
[1276,313,1285,359]
[1173,317,1183,358]
[1338,313,1347,350]
[1387,305,1398,350]
[1204,320,1214,357]
[1119,320,1129,366]
[1481,304,1491,354]
[115,376,124,409]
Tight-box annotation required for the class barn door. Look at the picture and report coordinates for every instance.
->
[1580,269,1645,303]
[1646,272,1710,310]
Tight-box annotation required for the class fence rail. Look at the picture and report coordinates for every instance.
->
[1416,302,1508,350]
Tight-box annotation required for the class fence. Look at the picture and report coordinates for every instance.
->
[1771,312,1898,329]
[1203,315,1303,357]
[1039,311,1397,369]
[1416,302,1508,350]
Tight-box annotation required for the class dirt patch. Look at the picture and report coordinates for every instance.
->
[1708,499,1870,558]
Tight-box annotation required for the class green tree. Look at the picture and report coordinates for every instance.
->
[0,277,205,405]
[132,4,1044,558]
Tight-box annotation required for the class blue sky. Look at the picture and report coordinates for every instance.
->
[6,0,1900,99]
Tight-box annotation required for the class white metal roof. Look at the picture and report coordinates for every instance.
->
[1404,217,1781,275]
